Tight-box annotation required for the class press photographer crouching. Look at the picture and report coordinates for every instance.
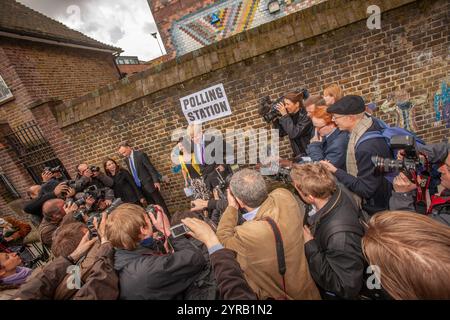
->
[216,169,320,300]
[290,163,365,299]
[259,89,314,161]
[389,141,450,225]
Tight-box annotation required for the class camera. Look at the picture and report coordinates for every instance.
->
[86,198,123,238]
[63,179,77,189]
[214,164,239,200]
[83,185,106,200]
[371,135,424,180]
[258,88,309,124]
[44,165,62,174]
[170,223,191,238]
[89,165,100,173]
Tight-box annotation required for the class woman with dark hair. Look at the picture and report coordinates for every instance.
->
[275,90,314,160]
[104,158,145,205]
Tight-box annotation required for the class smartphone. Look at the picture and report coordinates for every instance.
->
[170,223,191,238]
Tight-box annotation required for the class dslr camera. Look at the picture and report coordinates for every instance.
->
[89,165,100,173]
[258,88,309,124]
[44,165,62,174]
[86,198,123,238]
[371,135,426,181]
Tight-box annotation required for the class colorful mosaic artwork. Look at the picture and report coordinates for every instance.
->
[433,81,450,128]
[171,0,326,56]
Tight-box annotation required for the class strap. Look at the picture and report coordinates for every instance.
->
[355,131,386,150]
[265,217,287,299]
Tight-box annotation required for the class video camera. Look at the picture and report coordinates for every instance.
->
[258,88,309,124]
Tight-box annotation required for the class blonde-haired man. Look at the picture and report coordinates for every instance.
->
[291,162,365,299]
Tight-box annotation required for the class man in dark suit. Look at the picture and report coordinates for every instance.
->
[117,141,170,217]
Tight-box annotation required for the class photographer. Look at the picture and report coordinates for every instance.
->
[40,166,65,195]
[108,204,206,300]
[323,84,344,106]
[16,214,118,300]
[23,183,75,225]
[74,163,114,206]
[321,95,392,215]
[38,199,78,247]
[275,91,314,160]
[291,163,365,299]
[389,142,450,224]
[216,169,320,300]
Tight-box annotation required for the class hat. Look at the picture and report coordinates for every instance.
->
[327,95,366,115]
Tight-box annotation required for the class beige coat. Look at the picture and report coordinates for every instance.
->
[217,188,321,300]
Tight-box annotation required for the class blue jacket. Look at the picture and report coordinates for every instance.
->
[306,128,349,170]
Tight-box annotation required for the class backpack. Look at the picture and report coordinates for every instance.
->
[355,117,426,153]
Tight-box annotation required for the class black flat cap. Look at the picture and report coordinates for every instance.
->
[327,95,366,115]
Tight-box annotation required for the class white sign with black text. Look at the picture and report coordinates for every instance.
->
[180,83,232,124]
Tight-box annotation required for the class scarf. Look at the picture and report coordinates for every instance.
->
[345,115,373,207]
[0,267,32,285]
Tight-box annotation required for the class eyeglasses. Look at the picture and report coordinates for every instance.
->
[332,115,346,121]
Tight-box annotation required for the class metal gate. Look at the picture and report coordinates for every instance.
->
[5,120,71,184]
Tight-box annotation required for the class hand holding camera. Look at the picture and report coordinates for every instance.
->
[54,182,70,197]
[147,205,171,237]
[67,232,97,263]
[93,211,109,244]
[226,188,239,210]
[275,101,288,116]
[181,217,220,249]
[393,172,418,193]
[190,199,208,212]
[41,170,53,182]
[63,201,79,216]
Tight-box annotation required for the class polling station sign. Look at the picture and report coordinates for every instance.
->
[180,84,232,124]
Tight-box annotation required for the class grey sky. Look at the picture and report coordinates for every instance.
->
[17,0,165,61]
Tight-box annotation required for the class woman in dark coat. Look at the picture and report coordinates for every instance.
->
[104,158,145,206]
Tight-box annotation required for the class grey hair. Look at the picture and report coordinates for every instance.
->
[229,169,268,208]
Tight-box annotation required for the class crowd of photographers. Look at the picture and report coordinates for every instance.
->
[1,84,449,300]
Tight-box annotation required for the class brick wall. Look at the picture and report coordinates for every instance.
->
[0,38,120,215]
[33,0,450,213]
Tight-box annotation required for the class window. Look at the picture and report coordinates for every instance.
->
[0,74,13,105]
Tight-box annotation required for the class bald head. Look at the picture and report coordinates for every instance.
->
[27,185,41,199]
[42,199,65,222]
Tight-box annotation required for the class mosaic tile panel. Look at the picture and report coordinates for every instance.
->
[171,0,326,56]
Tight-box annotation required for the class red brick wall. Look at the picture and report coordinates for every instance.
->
[0,37,120,127]
[51,0,449,213]
[149,0,218,59]
[0,38,120,215]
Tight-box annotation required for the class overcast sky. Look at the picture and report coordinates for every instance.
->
[17,0,165,61]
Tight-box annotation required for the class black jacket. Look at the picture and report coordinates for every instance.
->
[74,172,114,197]
[110,169,143,204]
[40,177,64,195]
[114,237,206,300]
[305,186,365,299]
[124,150,160,194]
[23,192,56,217]
[278,108,314,158]
[334,120,393,215]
